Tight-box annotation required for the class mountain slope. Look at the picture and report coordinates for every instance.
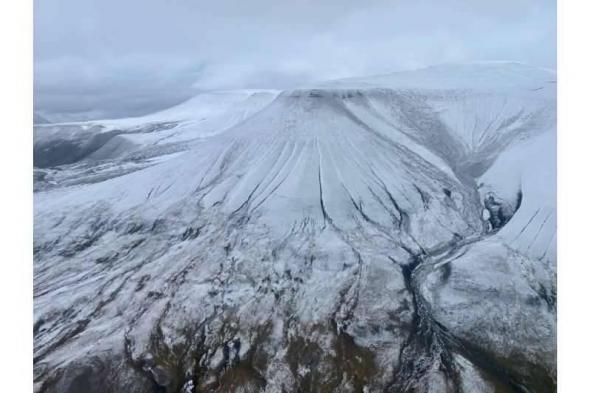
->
[33,63,556,393]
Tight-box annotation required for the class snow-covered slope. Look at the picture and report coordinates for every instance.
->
[322,61,555,90]
[34,63,556,393]
[33,90,280,168]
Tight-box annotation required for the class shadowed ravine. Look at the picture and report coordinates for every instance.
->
[391,220,555,393]
[392,236,515,393]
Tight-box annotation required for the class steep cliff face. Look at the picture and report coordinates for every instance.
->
[34,63,556,393]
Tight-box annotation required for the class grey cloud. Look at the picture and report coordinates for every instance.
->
[34,0,556,122]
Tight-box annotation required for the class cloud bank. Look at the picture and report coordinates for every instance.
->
[34,0,556,121]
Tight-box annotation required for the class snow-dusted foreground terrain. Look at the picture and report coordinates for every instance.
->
[33,63,556,393]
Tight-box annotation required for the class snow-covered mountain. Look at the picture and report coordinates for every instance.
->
[33,63,556,393]
[34,112,52,125]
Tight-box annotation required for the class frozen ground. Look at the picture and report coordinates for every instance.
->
[33,62,556,393]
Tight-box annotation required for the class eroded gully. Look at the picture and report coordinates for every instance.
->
[388,223,541,393]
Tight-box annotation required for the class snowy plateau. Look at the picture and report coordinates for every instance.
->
[33,63,556,393]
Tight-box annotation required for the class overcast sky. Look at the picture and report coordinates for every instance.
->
[34,0,556,122]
